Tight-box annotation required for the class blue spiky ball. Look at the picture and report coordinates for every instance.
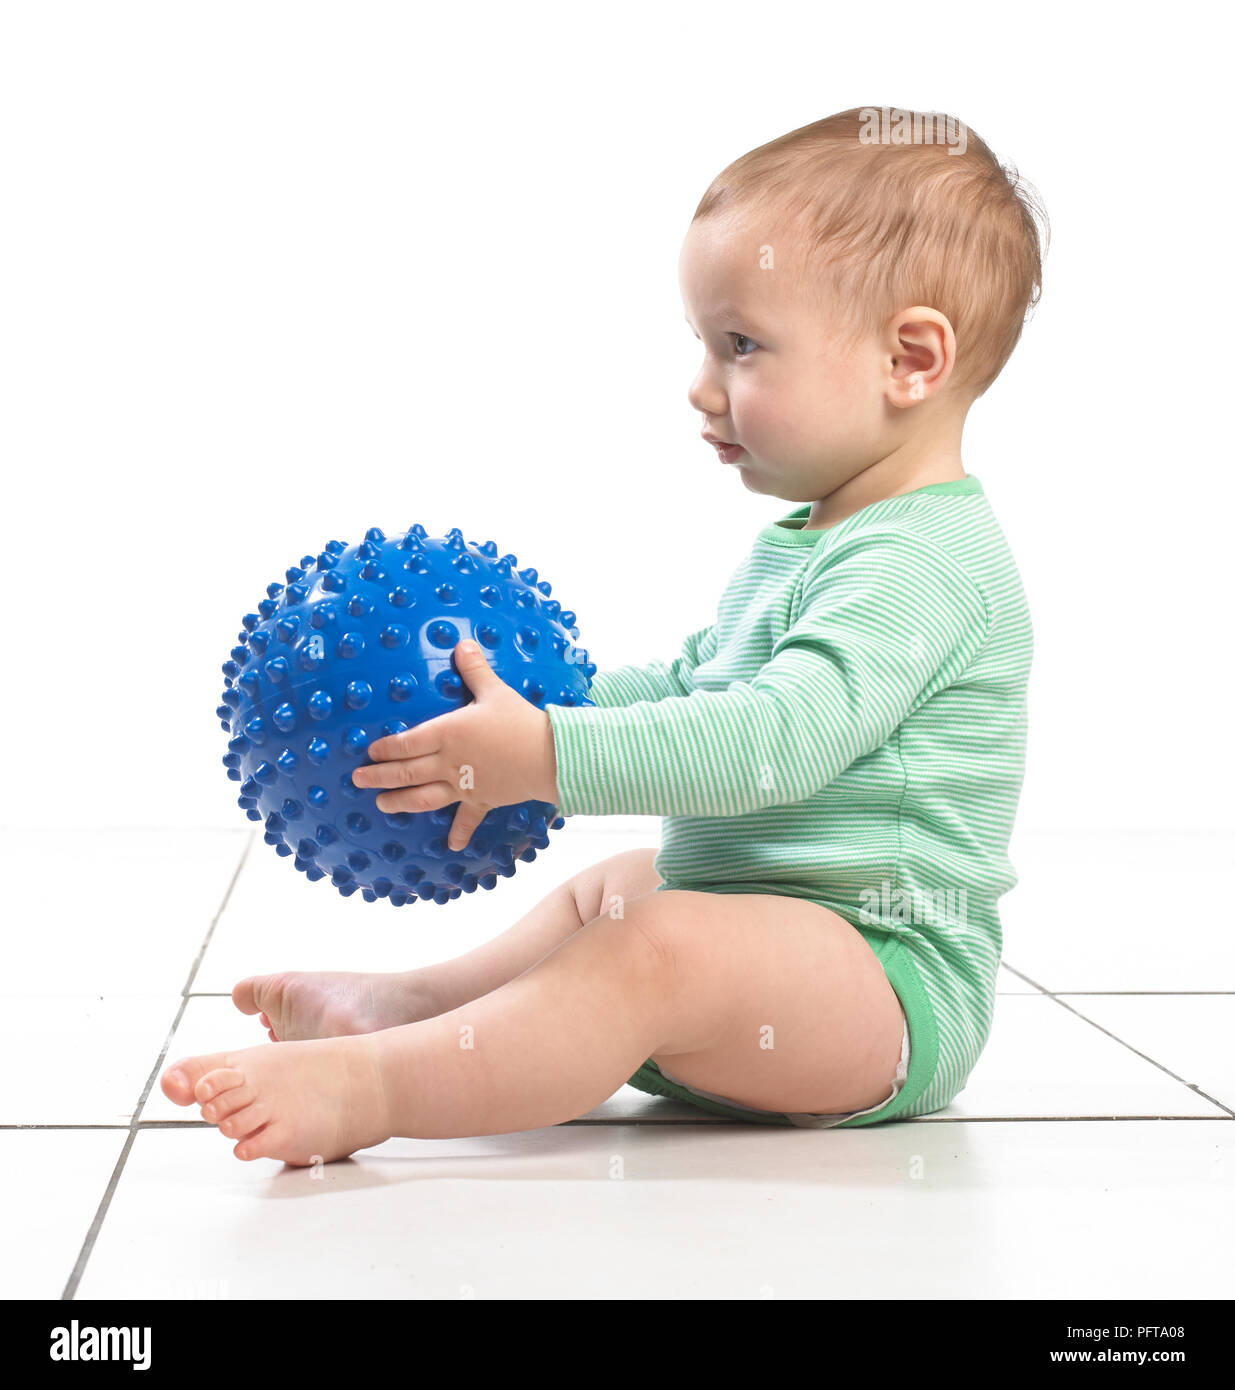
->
[217,524,596,906]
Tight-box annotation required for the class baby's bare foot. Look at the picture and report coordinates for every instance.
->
[160,1034,392,1165]
[232,970,439,1043]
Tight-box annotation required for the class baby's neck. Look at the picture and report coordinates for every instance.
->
[803,432,966,531]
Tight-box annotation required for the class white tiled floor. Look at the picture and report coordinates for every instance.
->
[4,825,1232,1299]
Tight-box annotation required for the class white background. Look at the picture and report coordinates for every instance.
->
[2,1,1229,834]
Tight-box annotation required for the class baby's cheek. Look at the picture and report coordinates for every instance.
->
[748,393,820,458]
[731,388,784,453]
[797,380,864,449]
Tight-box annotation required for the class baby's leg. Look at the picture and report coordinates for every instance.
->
[162,886,904,1162]
[233,848,661,1042]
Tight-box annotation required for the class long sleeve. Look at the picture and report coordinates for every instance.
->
[585,623,716,709]
[547,530,989,818]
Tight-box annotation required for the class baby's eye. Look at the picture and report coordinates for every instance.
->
[731,333,758,356]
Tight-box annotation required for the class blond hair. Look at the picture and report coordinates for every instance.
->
[692,108,1048,398]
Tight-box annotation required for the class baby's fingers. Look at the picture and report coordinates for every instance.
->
[366,722,440,762]
[373,783,458,816]
[447,802,489,853]
[352,755,438,790]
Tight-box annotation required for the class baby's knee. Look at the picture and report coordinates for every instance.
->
[614,889,714,980]
[569,847,660,926]
[572,891,686,990]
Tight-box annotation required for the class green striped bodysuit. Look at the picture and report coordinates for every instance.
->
[544,475,1032,1125]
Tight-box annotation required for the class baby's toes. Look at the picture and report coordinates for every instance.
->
[192,1066,247,1107]
[161,1052,233,1107]
[232,1118,287,1161]
[197,1075,256,1124]
[217,1100,271,1143]
[231,976,264,1016]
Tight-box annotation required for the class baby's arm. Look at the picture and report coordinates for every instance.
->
[549,530,989,819]
[586,623,715,709]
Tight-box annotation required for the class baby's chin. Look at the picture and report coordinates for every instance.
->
[727,455,796,500]
[732,453,846,507]
[726,453,765,489]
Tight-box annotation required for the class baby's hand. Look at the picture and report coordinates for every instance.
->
[351,640,560,852]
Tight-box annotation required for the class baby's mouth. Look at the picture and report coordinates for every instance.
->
[702,432,745,464]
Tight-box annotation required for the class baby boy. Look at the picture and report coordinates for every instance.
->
[162,106,1043,1160]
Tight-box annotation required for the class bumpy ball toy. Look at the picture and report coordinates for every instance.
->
[217,524,597,906]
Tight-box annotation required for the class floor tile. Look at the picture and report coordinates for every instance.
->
[1001,829,1234,990]
[0,995,179,1125]
[9,827,1233,1304]
[995,965,1044,993]
[937,994,1226,1119]
[0,1130,127,1299]
[0,830,248,995]
[75,1120,1235,1300]
[1054,993,1235,1114]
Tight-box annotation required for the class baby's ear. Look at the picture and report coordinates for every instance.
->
[886,308,955,406]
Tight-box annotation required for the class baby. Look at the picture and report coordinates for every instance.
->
[162,107,1043,1161]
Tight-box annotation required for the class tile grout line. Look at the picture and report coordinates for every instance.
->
[7,1114,1231,1134]
[59,832,255,1302]
[1002,960,1235,1119]
[1001,963,1235,995]
[998,961,1060,993]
